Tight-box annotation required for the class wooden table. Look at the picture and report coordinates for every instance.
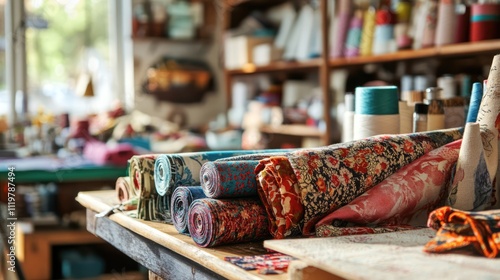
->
[77,190,500,280]
[77,190,290,280]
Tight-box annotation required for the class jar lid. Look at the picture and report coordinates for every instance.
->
[425,87,443,100]
[414,103,429,114]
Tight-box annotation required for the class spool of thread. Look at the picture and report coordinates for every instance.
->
[353,86,399,140]
[331,0,352,58]
[443,97,466,128]
[421,0,438,48]
[372,8,396,55]
[437,75,456,99]
[454,2,470,43]
[360,6,376,56]
[466,82,483,123]
[470,3,500,42]
[399,100,413,134]
[401,90,423,134]
[400,75,414,101]
[395,0,412,49]
[414,75,428,91]
[407,90,424,106]
[344,10,363,58]
[435,0,456,46]
[342,93,355,142]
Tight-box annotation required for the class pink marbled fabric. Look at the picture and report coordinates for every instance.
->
[316,139,462,237]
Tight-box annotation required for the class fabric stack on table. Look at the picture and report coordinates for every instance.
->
[111,55,500,260]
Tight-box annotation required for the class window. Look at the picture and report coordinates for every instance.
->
[2,0,132,128]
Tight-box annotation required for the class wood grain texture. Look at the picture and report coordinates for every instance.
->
[86,209,222,280]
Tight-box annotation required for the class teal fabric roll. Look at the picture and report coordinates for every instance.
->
[154,149,290,197]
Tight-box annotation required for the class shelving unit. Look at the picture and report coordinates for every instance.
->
[222,0,500,148]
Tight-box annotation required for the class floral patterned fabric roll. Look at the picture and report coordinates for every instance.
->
[171,186,206,234]
[424,206,500,258]
[188,198,271,247]
[256,156,303,239]
[315,139,462,237]
[129,154,161,221]
[256,128,463,238]
[200,160,261,198]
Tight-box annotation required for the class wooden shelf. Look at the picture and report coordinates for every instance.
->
[131,36,210,44]
[222,0,500,148]
[225,59,322,75]
[260,124,323,138]
[330,39,500,68]
[224,40,500,75]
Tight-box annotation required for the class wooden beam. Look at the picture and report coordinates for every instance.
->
[86,209,224,280]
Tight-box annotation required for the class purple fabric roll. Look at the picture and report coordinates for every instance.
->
[200,160,260,198]
[188,198,270,247]
[171,186,207,234]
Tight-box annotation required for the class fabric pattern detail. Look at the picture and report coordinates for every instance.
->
[424,206,500,258]
[255,128,463,238]
[224,253,296,275]
[200,160,260,198]
[315,140,462,237]
[171,186,206,234]
[187,198,271,247]
[256,156,304,239]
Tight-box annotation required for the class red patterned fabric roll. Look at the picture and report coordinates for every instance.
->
[188,198,271,247]
[256,128,463,239]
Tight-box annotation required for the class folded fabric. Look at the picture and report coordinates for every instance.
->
[200,160,261,198]
[154,149,291,197]
[224,253,296,275]
[424,206,500,258]
[171,186,206,234]
[187,198,271,247]
[256,128,463,238]
[315,139,462,237]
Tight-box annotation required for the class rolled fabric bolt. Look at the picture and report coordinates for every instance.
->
[188,198,270,247]
[200,160,261,198]
[171,186,206,234]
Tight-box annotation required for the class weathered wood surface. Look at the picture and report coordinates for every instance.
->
[265,229,500,280]
[77,190,286,280]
